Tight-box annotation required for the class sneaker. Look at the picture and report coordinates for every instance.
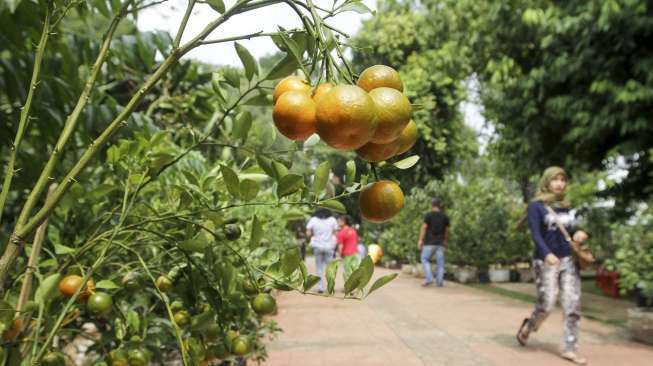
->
[561,352,587,365]
[421,282,433,287]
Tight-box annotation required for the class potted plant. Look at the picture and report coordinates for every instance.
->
[607,207,653,345]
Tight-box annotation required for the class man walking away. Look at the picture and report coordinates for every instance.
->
[417,199,450,287]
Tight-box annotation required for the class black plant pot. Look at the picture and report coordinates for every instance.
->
[636,288,653,308]
[478,270,490,283]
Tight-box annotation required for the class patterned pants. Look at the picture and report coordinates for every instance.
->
[526,256,581,353]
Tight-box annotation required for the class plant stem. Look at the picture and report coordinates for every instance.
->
[15,184,57,317]
[174,0,196,47]
[14,0,136,232]
[0,6,51,226]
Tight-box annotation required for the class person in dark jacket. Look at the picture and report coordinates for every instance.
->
[516,167,589,365]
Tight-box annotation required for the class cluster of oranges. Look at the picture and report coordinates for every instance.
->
[271,65,414,223]
[272,65,417,161]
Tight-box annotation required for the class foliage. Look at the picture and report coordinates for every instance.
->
[607,204,653,299]
[0,1,402,364]
[463,0,653,207]
[370,158,530,267]
[352,0,478,189]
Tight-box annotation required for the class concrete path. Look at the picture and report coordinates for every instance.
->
[265,260,653,366]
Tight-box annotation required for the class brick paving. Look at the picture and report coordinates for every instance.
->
[264,260,653,366]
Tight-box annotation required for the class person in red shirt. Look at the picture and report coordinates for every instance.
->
[336,215,360,281]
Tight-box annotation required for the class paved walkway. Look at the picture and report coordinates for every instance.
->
[265,260,653,366]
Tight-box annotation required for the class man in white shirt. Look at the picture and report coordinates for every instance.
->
[306,208,339,293]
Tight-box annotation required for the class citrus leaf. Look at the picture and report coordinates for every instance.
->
[220,165,240,199]
[0,300,13,325]
[277,31,304,69]
[313,161,330,197]
[281,248,300,276]
[272,161,289,180]
[303,133,320,147]
[356,256,374,290]
[54,243,75,255]
[178,237,208,252]
[277,174,304,198]
[366,273,398,297]
[317,199,347,214]
[95,280,119,289]
[234,42,259,80]
[207,0,225,13]
[34,273,62,303]
[256,155,276,178]
[345,160,356,186]
[392,155,420,170]
[239,179,259,202]
[344,267,362,295]
[233,111,252,142]
[303,275,321,292]
[223,68,240,89]
[299,261,308,280]
[249,215,263,247]
[265,54,299,80]
[340,1,373,14]
[326,260,339,295]
[243,93,270,106]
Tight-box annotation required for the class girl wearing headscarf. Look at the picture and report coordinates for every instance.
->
[516,167,589,365]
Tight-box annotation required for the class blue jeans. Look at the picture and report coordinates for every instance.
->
[421,245,445,286]
[314,248,334,292]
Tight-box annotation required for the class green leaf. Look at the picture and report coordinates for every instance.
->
[344,268,362,295]
[326,260,339,295]
[299,261,308,280]
[223,68,241,89]
[190,310,215,332]
[220,165,240,199]
[95,280,119,289]
[303,275,321,292]
[54,243,75,255]
[366,273,398,297]
[234,42,259,80]
[256,155,276,178]
[304,133,320,147]
[277,173,304,198]
[317,199,347,214]
[207,0,225,13]
[178,237,208,252]
[265,54,299,80]
[34,273,62,303]
[272,161,289,180]
[313,161,330,197]
[249,215,263,247]
[340,1,373,14]
[392,155,420,170]
[233,111,252,142]
[278,32,304,69]
[356,256,375,290]
[126,310,140,333]
[281,248,301,276]
[345,160,356,186]
[239,179,259,202]
[243,92,270,106]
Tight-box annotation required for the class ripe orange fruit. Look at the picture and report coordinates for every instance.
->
[312,82,334,104]
[359,180,405,223]
[356,140,399,162]
[58,275,95,301]
[273,91,316,141]
[395,120,417,155]
[368,244,384,264]
[368,87,411,144]
[315,85,378,150]
[273,76,311,103]
[357,65,403,92]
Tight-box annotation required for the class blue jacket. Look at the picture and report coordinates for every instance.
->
[527,201,576,260]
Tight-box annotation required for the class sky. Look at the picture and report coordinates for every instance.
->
[137,0,489,148]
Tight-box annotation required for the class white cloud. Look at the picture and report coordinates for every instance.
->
[137,0,376,66]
